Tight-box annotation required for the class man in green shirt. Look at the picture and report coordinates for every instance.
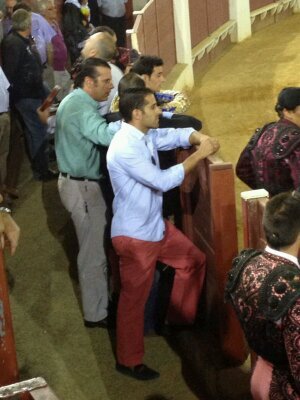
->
[55,58,114,327]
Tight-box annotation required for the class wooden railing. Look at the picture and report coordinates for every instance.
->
[128,0,176,74]
[241,189,269,249]
[178,150,248,365]
[0,250,19,387]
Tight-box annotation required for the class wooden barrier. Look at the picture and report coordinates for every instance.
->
[0,250,19,387]
[178,149,248,365]
[241,189,269,249]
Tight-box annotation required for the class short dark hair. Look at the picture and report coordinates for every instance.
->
[263,191,300,249]
[118,72,145,96]
[93,25,115,37]
[73,57,110,88]
[13,2,32,12]
[119,87,154,122]
[131,55,163,77]
[12,8,31,31]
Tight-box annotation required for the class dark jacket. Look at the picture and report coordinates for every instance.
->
[62,2,88,63]
[1,30,45,103]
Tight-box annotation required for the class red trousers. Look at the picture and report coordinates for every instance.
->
[112,221,206,366]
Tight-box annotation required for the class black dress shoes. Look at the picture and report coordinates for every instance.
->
[84,317,109,328]
[116,363,160,380]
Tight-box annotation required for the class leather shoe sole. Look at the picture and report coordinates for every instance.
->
[84,317,108,328]
[116,363,160,380]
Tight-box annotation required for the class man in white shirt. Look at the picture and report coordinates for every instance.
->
[0,67,10,201]
[107,87,219,380]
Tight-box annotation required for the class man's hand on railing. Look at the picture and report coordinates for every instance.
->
[189,131,220,154]
[0,213,20,256]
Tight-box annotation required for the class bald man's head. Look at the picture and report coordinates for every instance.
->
[81,33,116,61]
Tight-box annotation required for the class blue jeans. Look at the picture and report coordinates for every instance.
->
[15,98,49,178]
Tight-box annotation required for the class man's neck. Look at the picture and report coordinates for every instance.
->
[128,121,147,134]
[279,242,299,258]
[17,29,30,38]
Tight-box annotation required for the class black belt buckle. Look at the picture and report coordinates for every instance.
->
[60,172,98,182]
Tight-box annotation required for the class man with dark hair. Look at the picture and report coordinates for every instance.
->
[55,57,115,328]
[107,87,219,380]
[79,32,123,115]
[1,8,55,181]
[236,87,300,196]
[131,55,196,121]
[131,56,202,225]
[225,191,300,399]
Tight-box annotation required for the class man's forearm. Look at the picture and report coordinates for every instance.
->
[189,131,211,146]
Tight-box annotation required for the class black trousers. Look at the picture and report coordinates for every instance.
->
[101,14,126,47]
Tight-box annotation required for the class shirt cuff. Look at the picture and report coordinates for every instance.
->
[169,163,185,188]
[179,128,194,148]
[162,111,174,119]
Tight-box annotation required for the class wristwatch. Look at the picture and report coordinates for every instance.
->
[0,206,11,214]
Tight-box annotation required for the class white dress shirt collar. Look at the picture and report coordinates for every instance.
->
[265,245,300,268]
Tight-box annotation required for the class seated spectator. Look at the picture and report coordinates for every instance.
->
[225,191,300,399]
[236,87,300,196]
[62,0,89,63]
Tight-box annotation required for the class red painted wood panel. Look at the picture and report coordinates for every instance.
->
[155,0,176,74]
[207,0,229,34]
[142,1,159,56]
[0,250,19,387]
[250,0,276,11]
[189,0,209,48]
[125,0,134,28]
[178,150,248,365]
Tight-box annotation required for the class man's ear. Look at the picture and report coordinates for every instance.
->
[132,108,142,121]
[88,49,97,58]
[84,76,93,88]
[141,74,149,85]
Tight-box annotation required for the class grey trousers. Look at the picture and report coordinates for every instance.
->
[58,175,108,321]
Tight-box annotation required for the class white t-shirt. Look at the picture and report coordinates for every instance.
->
[98,63,123,115]
[0,67,10,113]
[98,0,127,17]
